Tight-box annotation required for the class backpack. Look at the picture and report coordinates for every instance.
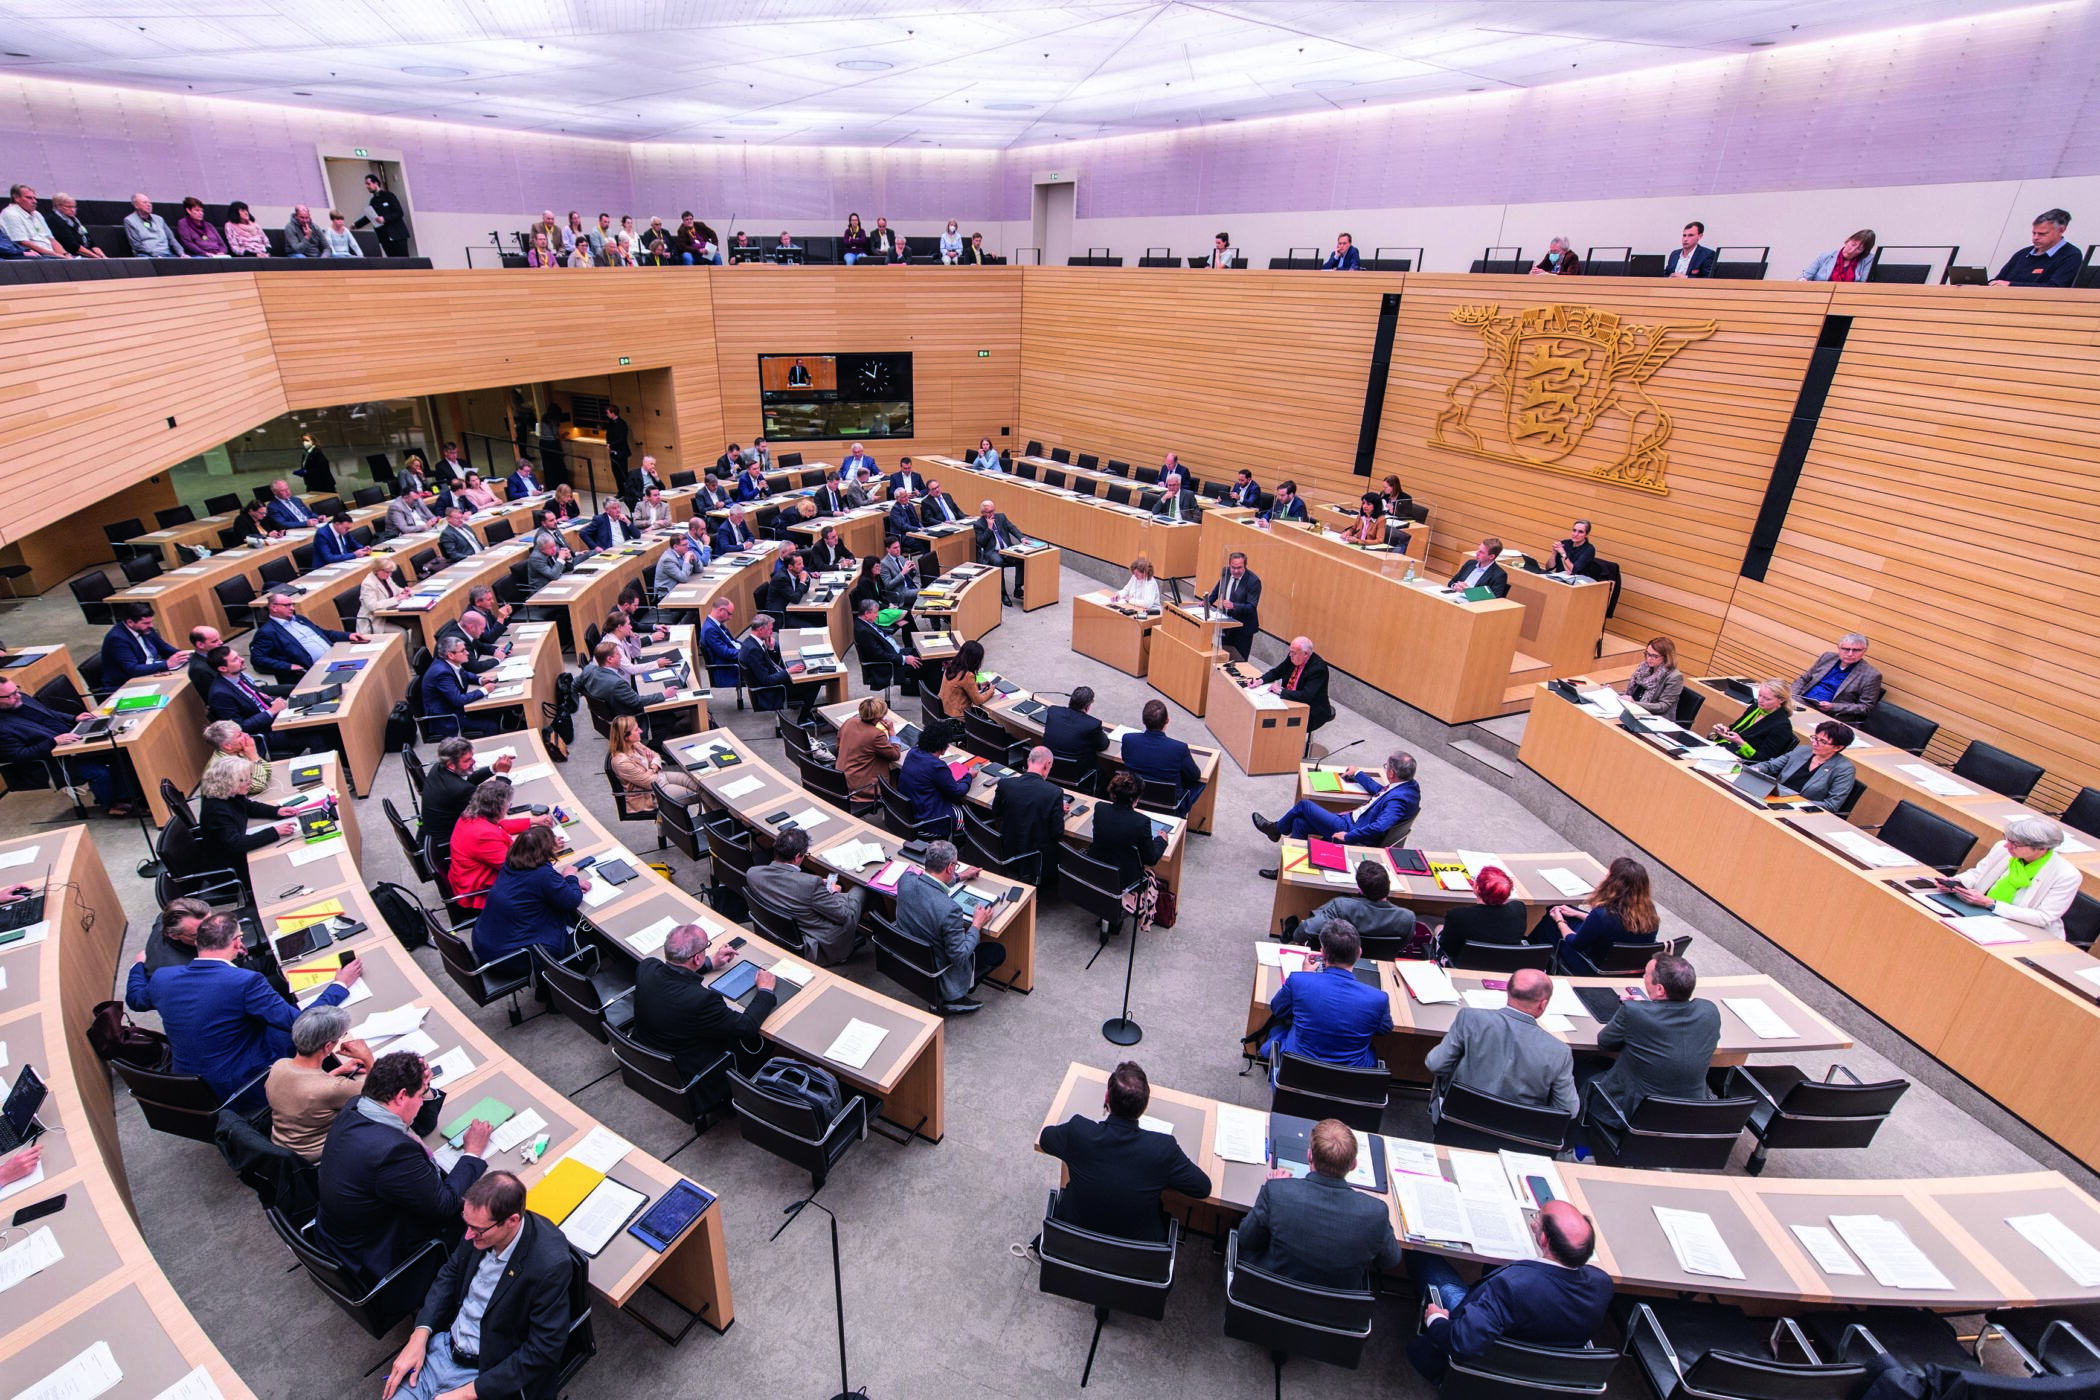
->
[753,1058,846,1126]
[371,881,431,950]
[87,1000,172,1070]
[383,699,416,753]
[542,672,578,762]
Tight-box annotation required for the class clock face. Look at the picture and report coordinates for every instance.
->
[856,362,887,394]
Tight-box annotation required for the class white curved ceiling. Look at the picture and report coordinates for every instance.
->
[0,0,2054,148]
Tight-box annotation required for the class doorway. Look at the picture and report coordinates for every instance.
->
[1032,180,1075,267]
[321,156,412,255]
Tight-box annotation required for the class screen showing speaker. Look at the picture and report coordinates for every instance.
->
[759,352,914,442]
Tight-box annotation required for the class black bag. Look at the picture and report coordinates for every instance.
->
[372,881,430,950]
[753,1057,845,1125]
[87,1000,172,1070]
[541,672,578,762]
[383,699,415,753]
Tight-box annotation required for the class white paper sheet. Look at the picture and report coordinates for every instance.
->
[288,837,347,867]
[1537,867,1593,898]
[580,878,622,908]
[1655,1206,1746,1279]
[1829,1215,1954,1290]
[426,1047,475,1087]
[1254,941,1286,968]
[1723,997,1799,1040]
[1385,1137,1443,1179]
[508,763,551,783]
[1791,1224,1865,1275]
[782,807,831,832]
[1397,961,1460,1005]
[148,1366,225,1400]
[823,1018,888,1070]
[1947,915,2030,946]
[1897,763,1976,797]
[719,776,764,800]
[12,1340,123,1400]
[561,1177,647,1254]
[0,1160,44,1202]
[625,915,679,956]
[1213,1103,1269,1164]
[0,847,40,870]
[351,1005,428,1041]
[1828,831,1914,869]
[298,977,371,1010]
[1500,1151,1569,1207]
[1398,1176,1472,1243]
[389,1029,440,1061]
[567,1126,634,1174]
[1454,849,1502,880]
[0,1225,63,1294]
[1450,1151,1513,1202]
[771,959,815,986]
[2009,1213,2100,1288]
[1545,980,1590,1019]
[1577,688,1624,716]
[828,839,887,871]
[1137,1114,1175,1137]
[1462,989,1507,1011]
[489,1108,549,1154]
[1539,1013,1575,1032]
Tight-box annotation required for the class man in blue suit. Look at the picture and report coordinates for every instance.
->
[1407,1199,1615,1382]
[580,499,642,550]
[736,615,819,722]
[1320,232,1360,271]
[0,676,135,813]
[421,634,494,737]
[312,512,369,565]
[202,646,305,758]
[1252,752,1419,878]
[714,504,757,554]
[264,478,320,529]
[126,912,362,1108]
[1225,469,1262,508]
[698,597,742,688]
[1664,221,1716,278]
[1121,700,1206,817]
[733,460,770,501]
[100,602,189,684]
[887,486,923,540]
[1262,479,1309,522]
[505,458,543,499]
[250,588,366,682]
[888,458,927,498]
[1264,923,1391,1073]
[839,442,877,482]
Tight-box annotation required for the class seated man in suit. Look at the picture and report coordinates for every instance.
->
[1038,1060,1212,1241]
[714,503,758,555]
[420,736,512,855]
[1121,700,1206,817]
[654,531,701,594]
[1043,687,1111,770]
[581,498,643,550]
[679,514,718,564]
[803,523,856,575]
[101,601,190,684]
[697,596,742,688]
[1254,635,1336,736]
[202,645,307,759]
[973,500,1029,604]
[314,511,370,565]
[732,457,770,501]
[1446,537,1511,598]
[126,912,360,1107]
[524,533,577,592]
[1582,953,1721,1132]
[878,537,921,609]
[632,924,776,1097]
[887,486,923,541]
[264,478,321,530]
[420,634,494,738]
[432,611,505,676]
[381,1171,574,1400]
[767,551,813,612]
[251,587,367,682]
[1286,859,1421,954]
[1237,1118,1401,1289]
[384,487,437,538]
[888,458,927,498]
[464,585,510,644]
[839,442,877,482]
[1790,632,1883,719]
[578,639,689,728]
[896,839,1005,1015]
[1262,478,1309,523]
[1225,468,1262,508]
[1664,220,1716,278]
[1407,1199,1615,1383]
[504,458,543,499]
[917,477,963,525]
[1425,967,1578,1120]
[1201,551,1262,660]
[436,506,482,563]
[736,614,820,723]
[1253,752,1419,877]
[812,471,851,517]
[746,826,865,966]
[1150,471,1201,523]
[991,745,1065,887]
[634,484,675,529]
[1263,922,1392,1073]
[624,454,668,503]
[316,1050,490,1293]
[899,719,971,833]
[854,597,920,681]
[186,625,224,695]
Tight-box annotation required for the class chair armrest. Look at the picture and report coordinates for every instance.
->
[1825,1063,1863,1086]
[349,1235,448,1307]
[822,1092,872,1143]
[1726,1065,1783,1108]
[1975,1321,2044,1375]
[1773,1317,1818,1363]
[2039,1320,2100,1375]
[1624,1303,1684,1380]
[215,1065,272,1112]
[1582,1080,1628,1125]
[1836,1324,1889,1365]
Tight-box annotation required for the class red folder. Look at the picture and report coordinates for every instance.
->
[1308,838,1348,872]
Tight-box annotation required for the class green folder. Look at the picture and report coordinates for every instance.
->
[113,693,169,712]
[1305,769,1343,793]
[441,1095,516,1143]
[1461,585,1495,602]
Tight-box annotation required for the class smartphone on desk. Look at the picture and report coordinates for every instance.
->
[12,1194,66,1227]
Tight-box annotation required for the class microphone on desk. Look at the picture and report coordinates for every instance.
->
[1316,738,1364,772]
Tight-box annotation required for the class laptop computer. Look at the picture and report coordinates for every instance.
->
[70,714,115,741]
[0,873,50,937]
[1731,770,1780,801]
[0,1063,49,1155]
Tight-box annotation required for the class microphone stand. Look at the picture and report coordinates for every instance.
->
[1316,738,1364,772]
[776,1195,865,1400]
[1102,903,1144,1046]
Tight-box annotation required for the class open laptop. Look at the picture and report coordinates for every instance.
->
[0,872,50,937]
[1730,770,1781,802]
[0,1063,48,1155]
[69,713,115,741]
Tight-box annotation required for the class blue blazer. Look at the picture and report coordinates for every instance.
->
[1336,777,1419,843]
[734,472,770,502]
[316,1104,486,1290]
[266,496,319,529]
[126,959,347,1103]
[736,636,791,701]
[888,500,922,535]
[887,470,927,497]
[1226,480,1262,507]
[1322,246,1360,271]
[0,696,74,762]
[100,624,177,684]
[1119,729,1202,795]
[840,453,876,480]
[1264,496,1308,522]
[312,524,361,565]
[1269,964,1392,1068]
[1409,1258,1615,1382]
[699,617,741,686]
[473,863,582,967]
[1664,245,1717,278]
[579,512,640,550]
[505,468,542,498]
[205,673,276,735]
[251,616,348,680]
[715,518,756,554]
[420,662,484,725]
[900,747,969,829]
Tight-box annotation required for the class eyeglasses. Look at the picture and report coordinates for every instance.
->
[462,1217,507,1241]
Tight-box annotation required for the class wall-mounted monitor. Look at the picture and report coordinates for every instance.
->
[759,352,913,442]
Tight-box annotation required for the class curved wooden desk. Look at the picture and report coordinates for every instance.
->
[915,460,1203,579]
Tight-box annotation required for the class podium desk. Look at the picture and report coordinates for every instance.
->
[1506,567,1612,674]
[908,520,978,574]
[272,632,411,796]
[784,571,858,656]
[1264,840,1604,934]
[1008,541,1062,611]
[918,459,1202,579]
[911,563,1002,644]
[1149,601,1232,716]
[974,689,1223,835]
[789,503,887,561]
[1071,591,1157,676]
[1206,660,1308,775]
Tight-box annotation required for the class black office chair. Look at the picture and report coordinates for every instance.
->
[1222,1227,1376,1392]
[530,945,637,1093]
[257,556,297,588]
[1722,1062,1908,1174]
[1875,800,1977,873]
[1446,940,1554,974]
[1016,459,1039,480]
[1582,1085,1758,1171]
[1981,1306,2100,1377]
[68,571,118,625]
[204,492,242,515]
[1430,1081,1571,1155]
[267,1206,446,1343]
[1441,1336,1619,1400]
[1037,1188,1180,1387]
[1617,1298,1865,1400]
[409,547,439,577]
[382,797,435,883]
[1048,753,1102,795]
[102,518,149,559]
[1569,936,1689,977]
[1951,740,2046,802]
[878,780,951,843]
[744,893,813,960]
[726,1067,873,1191]
[352,485,386,508]
[113,1058,265,1142]
[868,910,961,1014]
[797,755,879,819]
[959,710,1020,761]
[2064,892,2100,951]
[1048,447,1071,464]
[1798,1310,1980,1380]
[120,552,164,584]
[605,1023,729,1159]
[1270,1051,1389,1134]
[428,917,543,1026]
[1103,460,1131,478]
[1860,699,1939,756]
[1058,844,1140,960]
[777,451,804,468]
[484,519,514,544]
[1674,691,1705,728]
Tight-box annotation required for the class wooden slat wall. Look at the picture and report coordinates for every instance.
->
[705,267,1022,465]
[1017,270,1400,496]
[1378,276,1832,670]
[1712,283,2100,812]
[0,276,287,545]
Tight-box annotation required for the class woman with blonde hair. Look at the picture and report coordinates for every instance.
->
[356,556,407,633]
[838,696,902,797]
[198,752,304,894]
[607,714,700,814]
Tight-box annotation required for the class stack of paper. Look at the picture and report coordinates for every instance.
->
[352,1005,430,1042]
[1454,849,1503,881]
[2009,1214,2100,1287]
[1462,988,1507,1011]
[1385,1137,1442,1179]
[1397,961,1460,1005]
[1898,763,1976,797]
[625,915,679,956]
[1254,941,1287,968]
[1828,831,1913,869]
[1578,688,1624,716]
[1544,980,1590,1020]
[779,807,831,833]
[1396,1174,1535,1259]
[1213,1103,1268,1164]
[1499,1151,1567,1207]
[828,839,888,871]
[1450,1150,1513,1203]
[1948,915,2029,946]
[1790,1224,1865,1276]
[0,1225,63,1295]
[1723,997,1799,1040]
[824,1018,889,1070]
[1655,1206,1746,1279]
[1538,867,1594,899]
[1829,1215,1954,1290]
[568,1125,634,1173]
[719,776,764,800]
[490,1108,549,1154]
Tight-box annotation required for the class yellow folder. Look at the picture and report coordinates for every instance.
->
[525,1158,605,1226]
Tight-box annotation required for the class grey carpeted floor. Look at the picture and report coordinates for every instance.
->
[10,550,2082,1399]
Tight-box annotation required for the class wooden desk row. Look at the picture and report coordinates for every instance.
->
[131,489,361,568]
[0,826,259,1397]
[917,458,1203,580]
[976,686,1224,836]
[1520,685,2100,1174]
[909,558,1003,645]
[1041,1063,2100,1313]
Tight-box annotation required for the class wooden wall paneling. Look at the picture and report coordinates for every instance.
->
[705,267,1021,465]
[1374,276,1834,670]
[0,276,288,545]
[1016,269,1401,500]
[1712,284,2100,809]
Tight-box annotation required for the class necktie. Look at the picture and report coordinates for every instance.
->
[1289,663,1304,691]
[1224,577,1235,604]
[238,676,269,710]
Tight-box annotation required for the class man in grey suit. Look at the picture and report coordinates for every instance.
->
[894,840,1004,1014]
[745,826,865,967]
[525,533,576,592]
[1790,632,1883,720]
[1288,860,1419,952]
[878,538,921,610]
[1237,1118,1402,1290]
[1149,472,1202,523]
[1583,954,1721,1131]
[1425,967,1577,1120]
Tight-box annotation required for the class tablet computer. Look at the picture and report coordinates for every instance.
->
[628,1179,717,1253]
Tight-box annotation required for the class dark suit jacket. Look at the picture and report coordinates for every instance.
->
[1664,244,1718,278]
[1409,1258,1615,1382]
[737,634,791,690]
[580,512,641,550]
[421,661,485,726]
[252,616,350,680]
[200,791,285,891]
[888,499,923,536]
[632,956,777,1083]
[415,1213,573,1400]
[1042,707,1109,767]
[1150,488,1201,522]
[316,1104,487,1288]
[1090,802,1165,890]
[1238,1172,1401,1291]
[1119,729,1202,797]
[991,771,1064,879]
[804,539,853,573]
[438,524,482,563]
[576,662,646,718]
[313,524,362,565]
[714,518,756,554]
[974,513,1023,560]
[422,763,491,852]
[1226,479,1262,507]
[812,485,849,516]
[1202,568,1262,643]
[124,957,345,1104]
[432,619,501,672]
[1588,997,1723,1127]
[1721,703,1799,765]
[1447,559,1511,598]
[887,470,927,497]
[854,618,913,678]
[187,651,219,698]
[505,469,542,498]
[206,673,279,736]
[1258,653,1335,729]
[266,495,320,529]
[1039,1115,1212,1241]
[100,624,177,684]
[1790,653,1884,720]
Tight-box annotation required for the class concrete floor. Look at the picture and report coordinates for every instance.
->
[9,551,2081,1400]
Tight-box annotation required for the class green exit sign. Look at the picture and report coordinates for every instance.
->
[618,356,631,366]
[977,349,990,358]
[352,147,368,157]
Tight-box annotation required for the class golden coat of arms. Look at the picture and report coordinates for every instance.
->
[1429,304,1716,495]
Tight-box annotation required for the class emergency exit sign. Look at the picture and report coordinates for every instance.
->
[978,350,990,358]
[352,147,368,157]
[618,356,631,366]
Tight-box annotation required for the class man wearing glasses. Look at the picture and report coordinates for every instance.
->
[316,1051,495,1296]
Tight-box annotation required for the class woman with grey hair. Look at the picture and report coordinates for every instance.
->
[198,752,304,895]
[202,718,271,792]
[265,1003,373,1160]
[1943,815,2081,938]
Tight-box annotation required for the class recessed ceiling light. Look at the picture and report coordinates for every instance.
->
[1467,86,1486,92]
[3,52,31,58]
[482,112,498,118]
[1292,79,1354,90]
[983,101,1035,111]
[402,64,469,77]
[836,58,893,72]
[1749,40,1776,47]
[292,90,312,96]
